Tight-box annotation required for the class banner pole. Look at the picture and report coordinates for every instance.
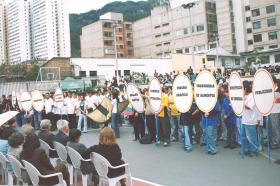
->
[155,115,159,146]
[205,115,208,154]
[239,117,244,159]
[266,116,270,163]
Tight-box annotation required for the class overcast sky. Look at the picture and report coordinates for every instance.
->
[67,0,146,14]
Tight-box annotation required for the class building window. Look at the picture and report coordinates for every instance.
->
[104,48,115,54]
[197,24,205,32]
[117,28,123,32]
[183,28,188,34]
[255,46,264,50]
[246,17,251,22]
[116,36,123,41]
[267,18,276,27]
[128,49,133,55]
[154,25,160,29]
[248,40,253,45]
[156,43,162,47]
[104,32,113,37]
[253,21,261,29]
[269,45,278,49]
[89,71,97,77]
[163,32,170,36]
[207,2,216,9]
[126,33,133,39]
[103,22,112,28]
[245,6,250,11]
[117,53,124,58]
[266,5,275,14]
[163,42,170,45]
[247,28,252,33]
[198,45,205,51]
[268,31,277,40]
[162,23,169,27]
[79,71,86,77]
[235,59,240,66]
[184,48,190,53]
[104,40,114,46]
[251,9,260,17]
[176,49,183,54]
[126,41,132,46]
[275,54,280,63]
[253,34,262,42]
[117,45,124,49]
[155,34,161,38]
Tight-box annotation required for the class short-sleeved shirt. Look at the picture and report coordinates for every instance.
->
[169,95,180,116]
[158,93,169,117]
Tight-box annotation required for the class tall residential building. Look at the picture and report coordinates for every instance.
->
[6,0,31,64]
[0,0,6,64]
[133,0,218,58]
[80,12,134,58]
[233,0,280,65]
[216,0,236,53]
[30,0,70,60]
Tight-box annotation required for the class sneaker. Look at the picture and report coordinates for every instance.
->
[208,151,218,155]
[185,149,192,153]
[171,138,179,142]
[224,145,230,149]
[200,143,206,146]
[163,142,168,147]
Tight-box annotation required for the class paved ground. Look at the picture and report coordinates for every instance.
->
[80,126,280,186]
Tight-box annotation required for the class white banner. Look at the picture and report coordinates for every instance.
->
[229,72,244,116]
[20,92,32,111]
[148,78,162,113]
[126,83,144,113]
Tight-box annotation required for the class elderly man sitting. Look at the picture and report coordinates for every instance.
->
[38,119,57,157]
[55,120,70,146]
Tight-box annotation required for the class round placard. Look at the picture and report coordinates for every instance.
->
[126,83,144,113]
[253,69,275,116]
[228,72,245,116]
[148,77,162,113]
[172,75,193,113]
[194,71,218,113]
[32,90,45,112]
[54,89,64,109]
[20,92,32,111]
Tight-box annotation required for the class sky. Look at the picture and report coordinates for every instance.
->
[67,0,146,14]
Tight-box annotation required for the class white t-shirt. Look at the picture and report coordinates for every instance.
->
[111,99,118,114]
[44,98,54,114]
[242,93,260,125]
[65,97,75,114]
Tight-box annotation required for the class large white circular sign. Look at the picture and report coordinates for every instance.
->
[20,92,32,111]
[54,89,64,109]
[229,72,245,116]
[194,71,218,113]
[253,69,275,116]
[148,78,162,113]
[172,75,193,113]
[32,90,45,112]
[126,83,144,113]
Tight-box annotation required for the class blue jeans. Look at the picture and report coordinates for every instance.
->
[77,114,87,132]
[171,115,180,140]
[33,110,42,130]
[21,112,27,127]
[111,113,120,138]
[182,125,192,150]
[204,125,218,153]
[241,124,258,153]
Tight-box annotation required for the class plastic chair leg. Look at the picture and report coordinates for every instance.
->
[82,174,88,186]
[74,169,77,186]
[68,164,73,185]
[7,172,13,186]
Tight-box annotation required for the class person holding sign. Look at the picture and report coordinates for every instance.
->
[168,92,181,142]
[241,81,260,157]
[202,102,221,155]
[222,84,237,149]
[157,88,171,147]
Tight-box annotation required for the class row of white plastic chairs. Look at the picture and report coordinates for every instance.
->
[0,139,132,186]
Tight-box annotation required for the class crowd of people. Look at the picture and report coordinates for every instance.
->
[0,67,280,185]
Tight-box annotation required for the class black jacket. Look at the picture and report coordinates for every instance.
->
[84,144,125,178]
[38,130,57,158]
[55,131,70,146]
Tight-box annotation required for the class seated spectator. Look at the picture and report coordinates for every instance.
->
[68,129,87,155]
[84,127,126,186]
[55,120,70,146]
[20,133,70,186]
[38,119,56,157]
[20,117,35,137]
[8,132,24,159]
[0,126,15,155]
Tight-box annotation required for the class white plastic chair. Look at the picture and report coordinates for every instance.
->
[91,152,132,186]
[39,139,57,166]
[53,141,74,185]
[0,152,13,186]
[66,146,91,186]
[7,155,28,186]
[22,160,66,186]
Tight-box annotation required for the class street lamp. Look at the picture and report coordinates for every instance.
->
[112,21,119,85]
[182,2,196,70]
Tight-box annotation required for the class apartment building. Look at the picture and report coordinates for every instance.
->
[133,0,218,58]
[233,0,280,66]
[0,0,6,64]
[80,12,134,58]
[30,0,70,60]
[6,0,31,64]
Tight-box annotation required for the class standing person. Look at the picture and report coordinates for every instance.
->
[269,76,280,149]
[65,93,77,129]
[111,90,120,138]
[241,81,260,157]
[222,84,237,149]
[44,93,54,129]
[180,111,192,152]
[132,112,145,141]
[144,97,155,142]
[202,102,221,155]
[77,95,88,133]
[157,87,171,147]
[189,101,202,145]
[168,92,181,142]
